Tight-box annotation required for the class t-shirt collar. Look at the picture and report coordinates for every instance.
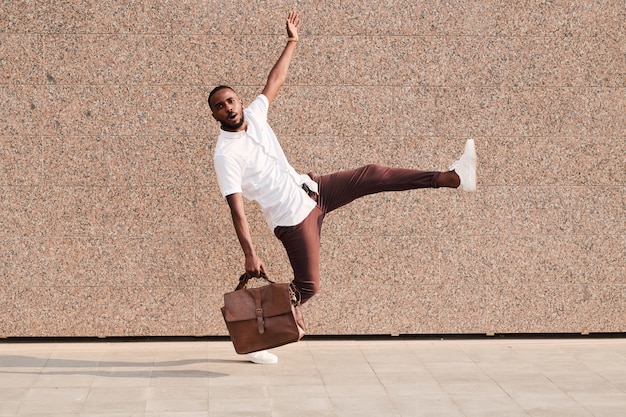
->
[219,128,247,139]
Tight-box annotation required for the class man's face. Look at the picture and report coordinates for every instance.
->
[209,88,246,132]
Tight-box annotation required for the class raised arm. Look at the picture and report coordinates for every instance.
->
[261,11,302,104]
[226,193,266,277]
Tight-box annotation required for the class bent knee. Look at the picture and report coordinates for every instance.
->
[293,280,319,304]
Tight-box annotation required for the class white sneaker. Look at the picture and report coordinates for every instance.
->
[449,139,477,192]
[245,350,278,364]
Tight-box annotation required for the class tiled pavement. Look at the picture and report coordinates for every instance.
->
[1,337,625,416]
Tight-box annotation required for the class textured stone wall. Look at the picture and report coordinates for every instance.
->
[1,1,624,337]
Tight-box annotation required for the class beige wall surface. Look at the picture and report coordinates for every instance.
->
[1,1,624,337]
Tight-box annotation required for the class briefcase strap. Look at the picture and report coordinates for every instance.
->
[251,287,265,335]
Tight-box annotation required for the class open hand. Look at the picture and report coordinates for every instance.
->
[286,11,302,39]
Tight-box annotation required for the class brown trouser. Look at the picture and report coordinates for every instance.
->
[274,164,440,304]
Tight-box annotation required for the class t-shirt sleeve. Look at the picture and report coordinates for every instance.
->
[214,153,243,198]
[246,94,269,123]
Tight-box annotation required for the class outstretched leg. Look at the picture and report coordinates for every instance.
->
[313,165,449,215]
[313,138,476,214]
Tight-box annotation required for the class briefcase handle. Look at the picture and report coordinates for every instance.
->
[235,272,275,291]
[235,272,303,306]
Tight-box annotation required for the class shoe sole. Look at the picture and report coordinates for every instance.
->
[463,139,477,192]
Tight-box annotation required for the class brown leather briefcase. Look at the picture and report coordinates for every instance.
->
[221,273,306,354]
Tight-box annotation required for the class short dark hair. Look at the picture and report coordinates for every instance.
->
[208,85,235,108]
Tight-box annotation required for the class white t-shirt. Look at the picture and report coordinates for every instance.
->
[213,94,317,230]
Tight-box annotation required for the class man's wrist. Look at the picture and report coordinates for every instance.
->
[287,37,298,42]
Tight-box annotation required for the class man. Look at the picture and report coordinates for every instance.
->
[209,12,476,364]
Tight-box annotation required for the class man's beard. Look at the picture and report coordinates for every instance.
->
[222,114,245,131]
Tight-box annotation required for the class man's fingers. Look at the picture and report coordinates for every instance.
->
[287,11,301,28]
